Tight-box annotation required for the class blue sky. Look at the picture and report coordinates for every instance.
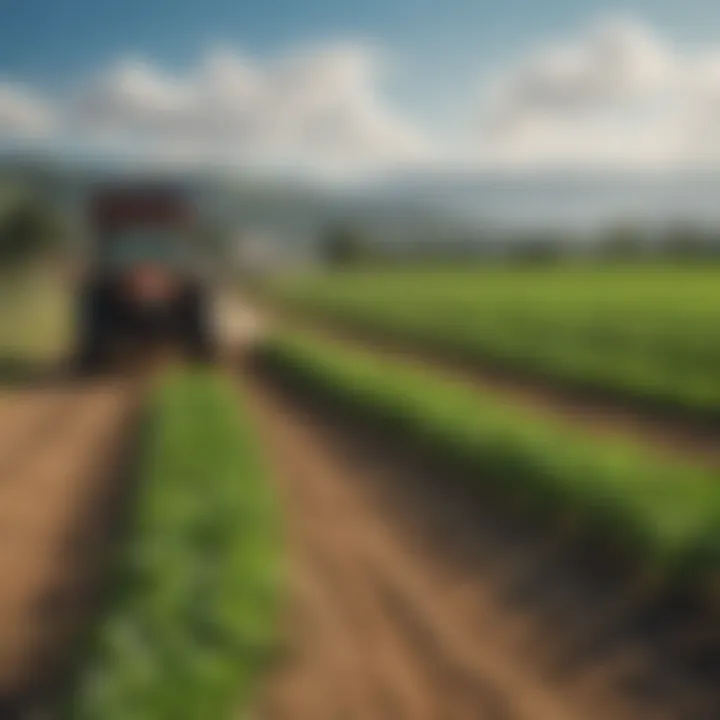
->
[2,0,720,176]
[0,0,718,106]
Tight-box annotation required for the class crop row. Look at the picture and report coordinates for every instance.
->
[64,369,281,720]
[266,267,720,415]
[260,330,720,592]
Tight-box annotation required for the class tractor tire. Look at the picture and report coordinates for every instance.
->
[73,279,117,375]
[174,283,217,363]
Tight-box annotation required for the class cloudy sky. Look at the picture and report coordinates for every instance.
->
[2,0,720,177]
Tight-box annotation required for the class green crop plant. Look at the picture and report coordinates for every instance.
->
[64,369,281,720]
[265,266,720,416]
[261,330,720,592]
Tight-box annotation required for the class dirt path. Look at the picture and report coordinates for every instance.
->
[243,367,717,720]
[0,378,139,714]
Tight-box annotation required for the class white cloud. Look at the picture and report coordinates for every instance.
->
[0,42,434,177]
[7,20,720,175]
[62,43,434,176]
[476,17,720,170]
[0,82,55,135]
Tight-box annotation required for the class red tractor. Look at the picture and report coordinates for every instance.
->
[74,183,216,372]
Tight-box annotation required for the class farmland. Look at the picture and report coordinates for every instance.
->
[0,270,70,377]
[266,266,720,416]
[0,376,139,715]
[0,265,719,718]
[249,324,720,719]
[260,330,720,592]
[0,275,284,718]
[65,370,280,720]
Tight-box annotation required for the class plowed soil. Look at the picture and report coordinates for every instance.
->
[0,378,139,715]
[244,367,719,720]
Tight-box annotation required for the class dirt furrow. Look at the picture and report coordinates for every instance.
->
[258,408,432,719]
[247,370,666,720]
[0,379,139,712]
[299,500,440,720]
[241,359,719,720]
[0,391,77,474]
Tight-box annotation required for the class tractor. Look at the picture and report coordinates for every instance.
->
[74,183,217,373]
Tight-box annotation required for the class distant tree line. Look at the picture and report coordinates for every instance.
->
[0,195,65,270]
[318,218,720,268]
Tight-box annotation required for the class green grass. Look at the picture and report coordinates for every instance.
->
[266,266,720,415]
[0,269,70,374]
[261,330,720,589]
[63,369,281,720]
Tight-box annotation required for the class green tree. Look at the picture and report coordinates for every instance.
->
[662,222,708,261]
[508,234,563,265]
[320,224,368,268]
[600,221,646,260]
[0,199,63,268]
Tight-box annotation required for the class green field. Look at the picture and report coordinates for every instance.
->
[0,270,71,375]
[261,330,720,593]
[3,261,717,713]
[268,266,720,415]
[0,271,284,717]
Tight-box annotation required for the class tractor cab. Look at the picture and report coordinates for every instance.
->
[74,184,216,372]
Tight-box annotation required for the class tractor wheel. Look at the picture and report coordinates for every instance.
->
[175,284,216,363]
[73,280,117,375]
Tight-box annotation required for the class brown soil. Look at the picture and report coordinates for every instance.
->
[0,378,139,716]
[243,366,719,720]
